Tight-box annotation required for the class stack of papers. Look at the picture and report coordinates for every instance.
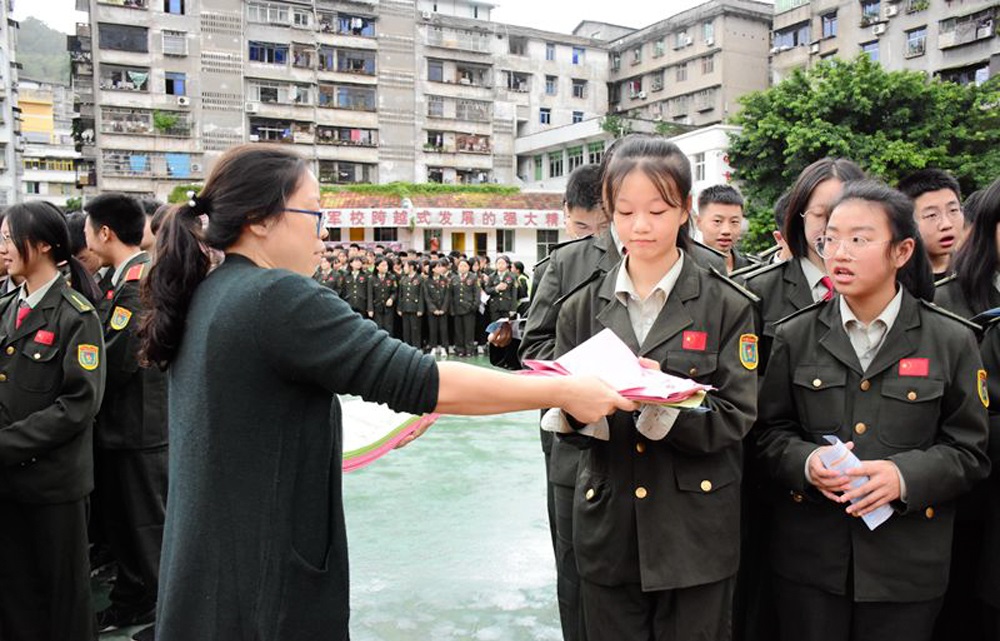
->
[341,396,440,472]
[819,436,893,531]
[522,329,712,408]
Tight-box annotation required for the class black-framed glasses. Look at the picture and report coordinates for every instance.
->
[285,208,326,238]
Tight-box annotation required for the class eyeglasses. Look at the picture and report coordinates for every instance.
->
[0,232,11,246]
[815,235,892,259]
[285,208,326,238]
[799,207,831,220]
[918,207,963,226]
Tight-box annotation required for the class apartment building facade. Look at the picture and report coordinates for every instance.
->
[603,0,773,127]
[771,0,999,84]
[68,0,610,199]
[19,80,82,206]
[0,0,20,206]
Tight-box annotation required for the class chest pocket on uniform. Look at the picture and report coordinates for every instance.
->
[877,378,944,448]
[16,343,61,393]
[664,350,718,382]
[792,366,847,434]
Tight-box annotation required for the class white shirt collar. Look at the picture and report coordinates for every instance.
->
[798,256,827,290]
[18,272,62,308]
[839,285,904,334]
[112,251,145,287]
[614,250,685,307]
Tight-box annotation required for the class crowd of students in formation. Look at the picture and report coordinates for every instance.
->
[311,244,531,358]
[1,131,999,641]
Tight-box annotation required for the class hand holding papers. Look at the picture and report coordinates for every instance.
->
[341,396,440,472]
[523,329,712,407]
[818,436,894,531]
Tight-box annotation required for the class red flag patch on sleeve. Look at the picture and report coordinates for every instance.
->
[125,263,144,282]
[682,331,708,351]
[899,358,929,377]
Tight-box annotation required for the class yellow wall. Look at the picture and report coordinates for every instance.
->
[19,93,55,140]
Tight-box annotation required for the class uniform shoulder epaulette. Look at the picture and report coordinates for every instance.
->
[774,299,825,326]
[729,262,764,280]
[549,235,591,253]
[124,262,145,282]
[973,308,1000,330]
[919,299,982,333]
[708,267,760,304]
[533,254,552,271]
[62,288,94,313]
[0,286,17,303]
[554,269,603,306]
[934,273,956,288]
[692,238,727,258]
[741,259,784,282]
[755,244,782,262]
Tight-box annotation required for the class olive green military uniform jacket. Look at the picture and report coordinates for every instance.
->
[933,274,1000,321]
[397,274,424,314]
[96,252,168,450]
[0,278,105,503]
[555,257,758,590]
[757,292,990,602]
[370,273,397,314]
[451,273,481,316]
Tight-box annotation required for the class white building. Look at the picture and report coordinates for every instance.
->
[0,0,20,206]
[19,80,82,207]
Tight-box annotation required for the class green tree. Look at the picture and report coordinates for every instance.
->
[728,56,1000,251]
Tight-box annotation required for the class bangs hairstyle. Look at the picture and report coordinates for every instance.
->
[782,157,865,258]
[601,135,692,250]
[3,201,101,303]
[951,177,1000,313]
[829,180,934,302]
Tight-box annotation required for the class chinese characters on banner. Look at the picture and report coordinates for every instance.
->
[324,209,564,229]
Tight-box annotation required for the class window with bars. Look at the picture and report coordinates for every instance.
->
[162,30,186,56]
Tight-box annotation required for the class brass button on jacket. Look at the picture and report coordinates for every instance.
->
[635,487,648,499]
[854,422,867,435]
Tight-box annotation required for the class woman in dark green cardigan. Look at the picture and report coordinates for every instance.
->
[139,144,633,641]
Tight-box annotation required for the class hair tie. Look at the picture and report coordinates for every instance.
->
[186,190,212,216]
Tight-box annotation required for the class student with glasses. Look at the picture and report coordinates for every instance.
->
[140,144,636,641]
[898,169,964,283]
[926,173,997,321]
[756,180,989,641]
[0,202,105,641]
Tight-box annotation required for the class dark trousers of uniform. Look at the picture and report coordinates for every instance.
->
[453,313,475,354]
[932,514,985,641]
[373,309,394,335]
[401,313,421,349]
[0,499,95,641]
[773,575,943,641]
[580,575,735,641]
[427,313,449,348]
[554,483,587,641]
[95,446,167,611]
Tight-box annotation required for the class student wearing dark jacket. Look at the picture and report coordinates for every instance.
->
[554,136,757,641]
[450,257,480,357]
[370,257,397,334]
[0,202,106,641]
[977,315,1000,638]
[138,144,635,641]
[397,260,424,348]
[756,181,989,641]
[85,193,169,633]
[423,258,452,357]
[342,256,372,317]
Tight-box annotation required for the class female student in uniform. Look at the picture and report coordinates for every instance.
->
[756,180,990,641]
[140,144,635,641]
[0,201,105,641]
[745,158,865,371]
[369,256,397,334]
[554,136,758,641]
[450,257,480,357]
[977,309,1000,638]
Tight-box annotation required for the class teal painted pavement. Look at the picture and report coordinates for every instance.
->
[100,357,561,640]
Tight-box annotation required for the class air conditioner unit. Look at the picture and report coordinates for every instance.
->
[769,46,780,54]
[190,163,202,172]
[886,4,898,17]
[176,95,191,106]
[810,42,820,54]
[421,10,432,19]
[638,91,647,99]
[249,134,260,142]
[682,35,693,46]
[872,23,887,36]
[245,101,259,113]
[704,37,714,46]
